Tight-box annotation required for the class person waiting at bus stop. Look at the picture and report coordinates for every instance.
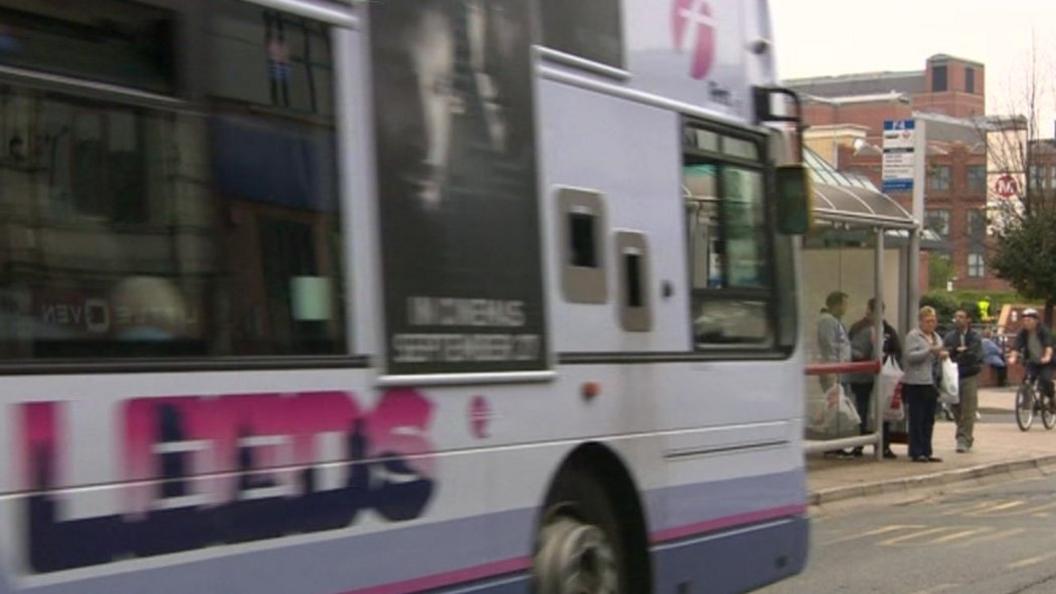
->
[1009,308,1055,409]
[817,291,851,391]
[982,330,1008,387]
[848,299,901,459]
[943,309,983,453]
[904,306,948,463]
[817,291,853,458]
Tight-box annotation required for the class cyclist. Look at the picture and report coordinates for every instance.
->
[1008,308,1055,410]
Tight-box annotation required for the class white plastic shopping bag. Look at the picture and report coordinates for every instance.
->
[939,358,960,405]
[808,383,861,439]
[878,358,905,422]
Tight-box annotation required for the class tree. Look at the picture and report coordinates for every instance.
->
[927,253,954,291]
[990,208,1056,319]
[983,42,1056,322]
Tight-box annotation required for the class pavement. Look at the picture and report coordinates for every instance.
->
[807,386,1056,505]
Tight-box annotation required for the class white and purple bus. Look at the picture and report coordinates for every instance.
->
[0,0,811,592]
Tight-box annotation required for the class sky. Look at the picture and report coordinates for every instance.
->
[770,1,1056,129]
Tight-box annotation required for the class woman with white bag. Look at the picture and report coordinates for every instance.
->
[903,306,949,463]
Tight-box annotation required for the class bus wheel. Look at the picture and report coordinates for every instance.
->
[534,473,626,594]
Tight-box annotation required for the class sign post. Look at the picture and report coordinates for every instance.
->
[883,118,926,335]
[909,120,926,332]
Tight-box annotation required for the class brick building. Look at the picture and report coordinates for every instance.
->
[786,54,1007,292]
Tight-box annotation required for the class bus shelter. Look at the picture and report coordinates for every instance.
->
[801,151,924,459]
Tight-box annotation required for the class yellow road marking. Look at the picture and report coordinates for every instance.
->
[970,500,1025,515]
[1007,552,1056,569]
[954,527,1026,548]
[928,527,990,544]
[1019,500,1056,515]
[819,524,925,547]
[940,500,1004,516]
[878,527,951,546]
[908,584,960,594]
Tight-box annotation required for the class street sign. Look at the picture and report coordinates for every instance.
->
[882,119,915,193]
[993,174,1020,199]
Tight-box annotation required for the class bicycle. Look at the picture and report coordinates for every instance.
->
[1014,374,1056,431]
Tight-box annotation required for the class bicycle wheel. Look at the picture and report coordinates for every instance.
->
[1043,394,1056,430]
[1016,384,1035,431]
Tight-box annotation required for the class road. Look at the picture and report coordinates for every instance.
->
[759,471,1056,594]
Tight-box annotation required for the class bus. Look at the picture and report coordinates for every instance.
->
[0,0,811,592]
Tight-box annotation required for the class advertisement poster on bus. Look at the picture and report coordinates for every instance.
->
[369,0,547,375]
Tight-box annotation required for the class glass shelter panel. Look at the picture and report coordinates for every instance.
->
[802,224,899,445]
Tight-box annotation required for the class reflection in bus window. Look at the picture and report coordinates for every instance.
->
[683,130,773,347]
[0,1,344,360]
[722,168,767,289]
[539,0,624,68]
[0,0,176,94]
[685,164,722,289]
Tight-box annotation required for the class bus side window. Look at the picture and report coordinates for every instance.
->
[558,188,608,304]
[615,231,652,332]
[538,0,624,69]
[683,122,774,348]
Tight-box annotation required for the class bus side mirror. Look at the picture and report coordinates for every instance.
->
[776,165,811,235]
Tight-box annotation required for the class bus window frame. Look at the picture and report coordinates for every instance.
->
[681,117,787,356]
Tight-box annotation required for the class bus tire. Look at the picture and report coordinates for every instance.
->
[534,456,649,594]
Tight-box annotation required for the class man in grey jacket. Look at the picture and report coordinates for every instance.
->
[944,310,983,453]
[817,291,850,391]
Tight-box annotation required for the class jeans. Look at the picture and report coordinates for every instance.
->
[905,383,938,459]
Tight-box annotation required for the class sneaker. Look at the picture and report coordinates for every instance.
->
[956,444,968,453]
[883,449,898,460]
[912,456,929,463]
[851,446,864,458]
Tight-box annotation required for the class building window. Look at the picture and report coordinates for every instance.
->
[928,165,951,191]
[926,209,951,239]
[967,165,986,192]
[967,209,986,244]
[933,65,948,92]
[1031,165,1046,194]
[966,67,976,94]
[540,0,624,68]
[968,252,985,278]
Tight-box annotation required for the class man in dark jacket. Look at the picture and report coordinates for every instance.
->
[848,299,902,458]
[943,309,983,453]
